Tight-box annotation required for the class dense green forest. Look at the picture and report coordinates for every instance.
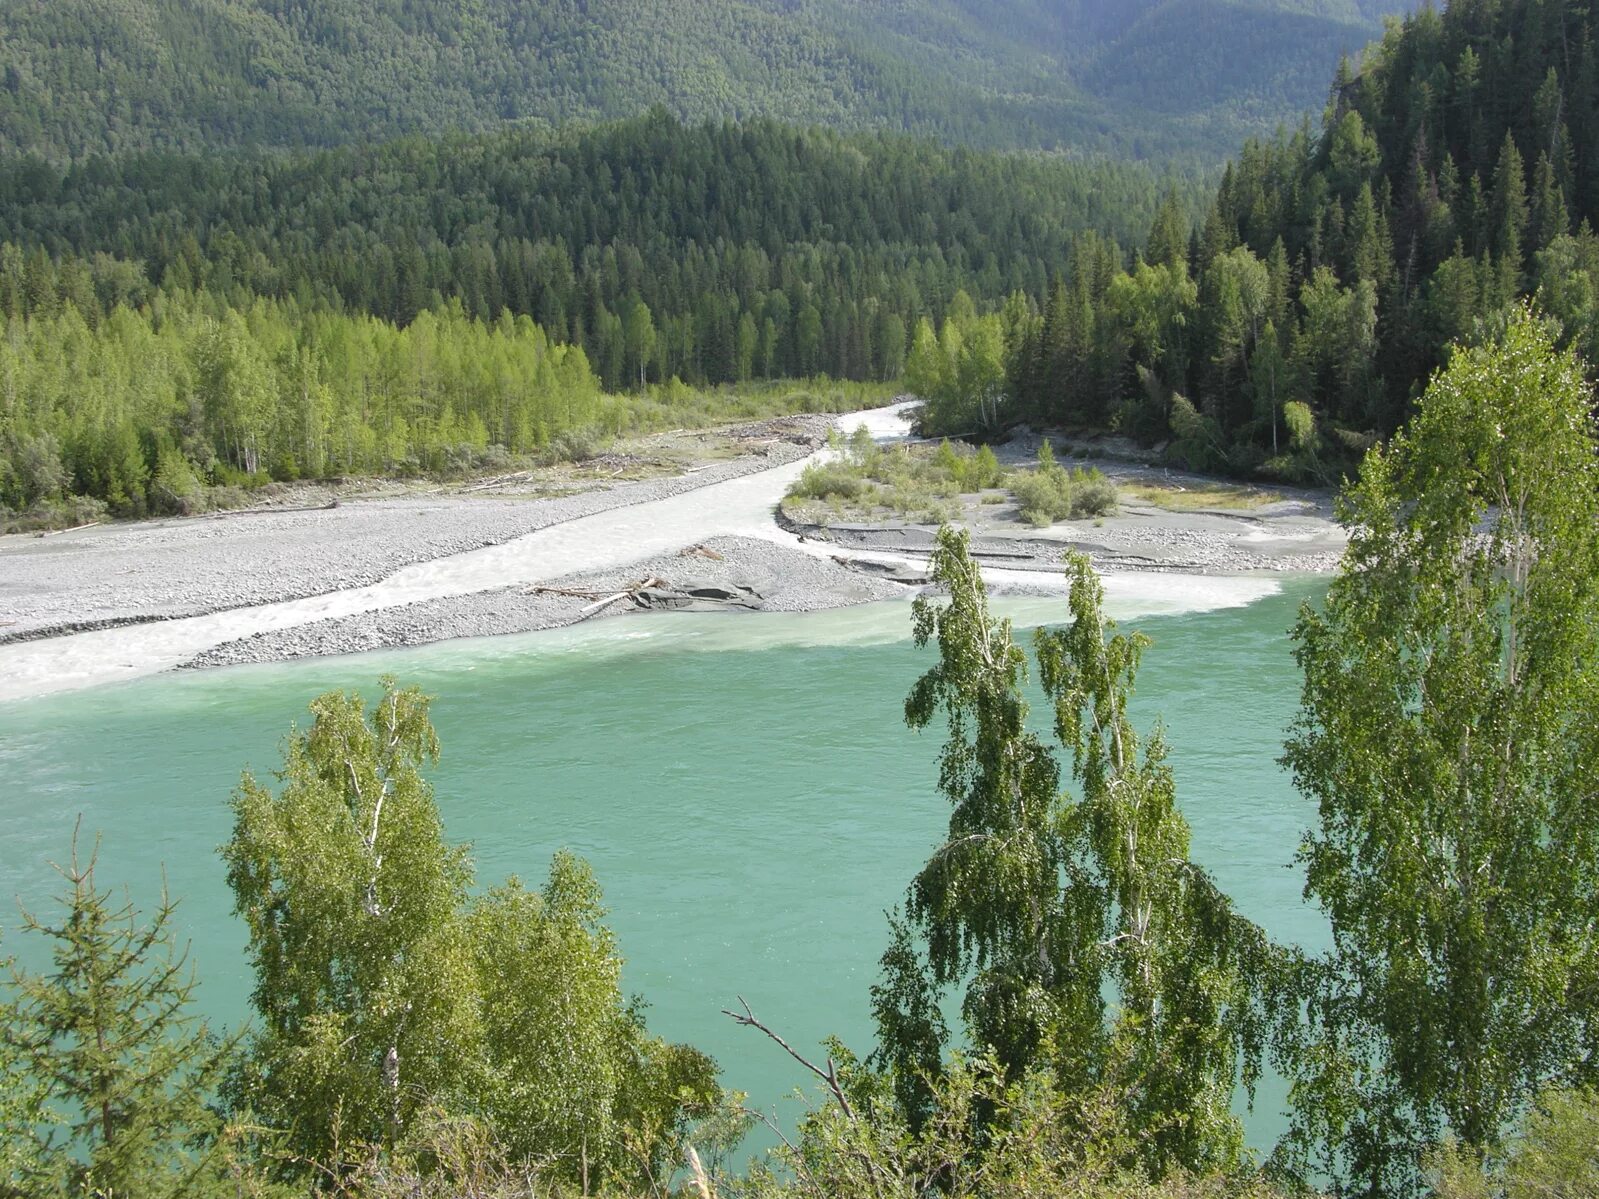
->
[0,113,1191,357]
[982,0,1599,480]
[7,0,1599,513]
[0,116,1189,521]
[0,291,612,521]
[0,0,1420,162]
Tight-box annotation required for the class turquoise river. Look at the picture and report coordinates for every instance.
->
[0,580,1328,1155]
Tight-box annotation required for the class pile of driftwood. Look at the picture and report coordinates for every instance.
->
[526,576,671,620]
[525,547,760,621]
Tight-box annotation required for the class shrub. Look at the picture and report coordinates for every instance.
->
[149,448,205,515]
[1283,400,1316,452]
[1430,1087,1599,1199]
[939,441,1004,492]
[847,423,877,467]
[791,461,868,501]
[1068,467,1118,517]
[544,426,605,464]
[1009,466,1073,526]
[208,485,253,511]
[968,444,1003,490]
[0,493,110,534]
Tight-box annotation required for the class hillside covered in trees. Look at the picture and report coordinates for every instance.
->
[0,0,1422,161]
[990,0,1599,480]
[6,0,1599,517]
[0,116,1189,522]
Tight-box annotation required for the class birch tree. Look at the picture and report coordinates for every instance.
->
[222,678,721,1188]
[223,679,481,1161]
[1281,306,1599,1193]
[874,529,1285,1176]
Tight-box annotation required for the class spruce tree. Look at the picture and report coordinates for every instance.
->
[3,828,238,1197]
[1490,131,1530,275]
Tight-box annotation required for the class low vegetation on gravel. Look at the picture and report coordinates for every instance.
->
[1119,479,1283,512]
[783,428,1117,527]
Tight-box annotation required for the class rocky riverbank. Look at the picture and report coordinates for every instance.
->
[0,404,1348,699]
[184,535,908,668]
[0,416,832,645]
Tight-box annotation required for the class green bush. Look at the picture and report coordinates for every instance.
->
[1069,467,1118,517]
[1006,445,1116,525]
[543,426,606,464]
[1430,1087,1599,1198]
[847,423,878,467]
[967,444,1003,490]
[1009,466,1074,526]
[148,447,205,516]
[0,492,109,534]
[791,461,869,501]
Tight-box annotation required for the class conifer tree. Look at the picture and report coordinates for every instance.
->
[1491,131,1530,275]
[3,829,238,1197]
[1146,191,1191,272]
[0,944,55,1195]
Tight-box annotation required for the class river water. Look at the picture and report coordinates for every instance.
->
[0,578,1326,1153]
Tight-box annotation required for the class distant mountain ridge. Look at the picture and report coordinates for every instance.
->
[0,0,1424,161]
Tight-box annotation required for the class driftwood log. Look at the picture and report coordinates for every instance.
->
[35,520,103,537]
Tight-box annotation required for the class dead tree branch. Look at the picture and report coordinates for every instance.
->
[722,996,856,1121]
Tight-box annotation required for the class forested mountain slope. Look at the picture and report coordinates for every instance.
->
[0,0,1422,161]
[0,116,1188,519]
[1007,0,1599,480]
[0,114,1193,387]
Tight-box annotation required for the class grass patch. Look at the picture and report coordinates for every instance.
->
[1119,480,1282,511]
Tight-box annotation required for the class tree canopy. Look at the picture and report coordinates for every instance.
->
[0,0,1417,162]
[1280,307,1599,1194]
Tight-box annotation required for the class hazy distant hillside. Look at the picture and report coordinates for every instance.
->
[0,0,1424,161]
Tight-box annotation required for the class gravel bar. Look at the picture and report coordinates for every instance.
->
[0,422,830,644]
[184,536,910,668]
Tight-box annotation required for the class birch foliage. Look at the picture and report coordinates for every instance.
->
[222,678,720,1187]
[875,528,1283,1176]
[1281,307,1599,1192]
[224,679,480,1160]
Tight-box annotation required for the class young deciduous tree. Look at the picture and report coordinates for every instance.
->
[874,528,1284,1177]
[467,856,720,1183]
[223,678,722,1189]
[1281,306,1599,1193]
[223,679,483,1160]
